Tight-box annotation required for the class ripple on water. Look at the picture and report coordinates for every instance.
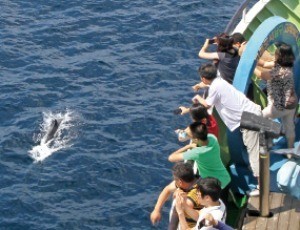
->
[0,0,241,229]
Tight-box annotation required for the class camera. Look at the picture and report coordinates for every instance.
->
[208,38,216,44]
[173,108,182,115]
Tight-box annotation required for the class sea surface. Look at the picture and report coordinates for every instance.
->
[1,0,240,229]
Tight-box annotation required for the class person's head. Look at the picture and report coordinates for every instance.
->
[189,103,209,122]
[185,121,208,142]
[232,32,246,47]
[216,33,234,53]
[196,177,222,204]
[198,63,217,83]
[172,162,196,192]
[275,44,295,67]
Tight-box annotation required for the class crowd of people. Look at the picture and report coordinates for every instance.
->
[150,32,298,229]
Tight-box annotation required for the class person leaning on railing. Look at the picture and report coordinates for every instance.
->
[150,162,202,229]
[175,103,219,140]
[175,177,227,230]
[192,63,262,196]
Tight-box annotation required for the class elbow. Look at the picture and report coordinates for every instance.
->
[254,68,261,78]
[168,155,176,162]
[168,155,173,162]
[198,51,204,58]
[168,155,183,163]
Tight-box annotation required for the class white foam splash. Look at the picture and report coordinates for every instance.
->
[28,110,75,163]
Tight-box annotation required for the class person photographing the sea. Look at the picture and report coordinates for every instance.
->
[198,33,240,84]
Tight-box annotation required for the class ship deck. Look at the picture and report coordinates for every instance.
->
[239,192,300,230]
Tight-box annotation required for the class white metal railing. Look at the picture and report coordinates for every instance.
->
[224,0,253,34]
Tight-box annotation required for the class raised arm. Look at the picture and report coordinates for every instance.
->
[175,190,197,230]
[198,39,219,60]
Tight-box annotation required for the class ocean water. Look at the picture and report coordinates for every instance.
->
[0,0,240,229]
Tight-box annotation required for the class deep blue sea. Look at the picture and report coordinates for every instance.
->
[1,1,240,229]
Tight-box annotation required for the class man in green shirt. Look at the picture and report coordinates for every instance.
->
[168,121,231,189]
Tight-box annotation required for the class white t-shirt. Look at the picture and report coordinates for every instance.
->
[195,199,226,230]
[205,77,260,131]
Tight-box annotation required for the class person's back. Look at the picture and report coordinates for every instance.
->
[180,122,231,189]
[217,51,240,84]
[267,65,294,110]
[205,76,260,131]
[216,35,240,84]
[198,33,240,84]
[183,133,231,189]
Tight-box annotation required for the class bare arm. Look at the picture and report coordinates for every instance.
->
[182,199,200,221]
[150,181,177,225]
[198,39,219,60]
[192,82,209,92]
[192,95,210,108]
[254,67,272,81]
[177,211,192,230]
[168,143,196,162]
[179,106,190,115]
[257,59,275,69]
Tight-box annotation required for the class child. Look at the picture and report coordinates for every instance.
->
[175,103,219,142]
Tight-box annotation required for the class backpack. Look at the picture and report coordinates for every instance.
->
[277,158,300,199]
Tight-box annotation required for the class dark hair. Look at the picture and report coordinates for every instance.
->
[189,121,208,141]
[275,44,295,67]
[216,34,237,56]
[197,177,221,202]
[189,103,210,124]
[198,63,217,81]
[172,162,195,183]
[231,32,246,44]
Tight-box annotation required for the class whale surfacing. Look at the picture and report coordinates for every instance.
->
[41,119,62,145]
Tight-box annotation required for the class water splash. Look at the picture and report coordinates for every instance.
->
[28,110,75,163]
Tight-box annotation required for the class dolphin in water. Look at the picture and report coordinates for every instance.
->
[41,119,62,145]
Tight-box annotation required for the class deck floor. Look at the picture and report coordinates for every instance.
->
[241,192,300,230]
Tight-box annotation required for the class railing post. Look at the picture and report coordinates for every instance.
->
[258,131,270,217]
